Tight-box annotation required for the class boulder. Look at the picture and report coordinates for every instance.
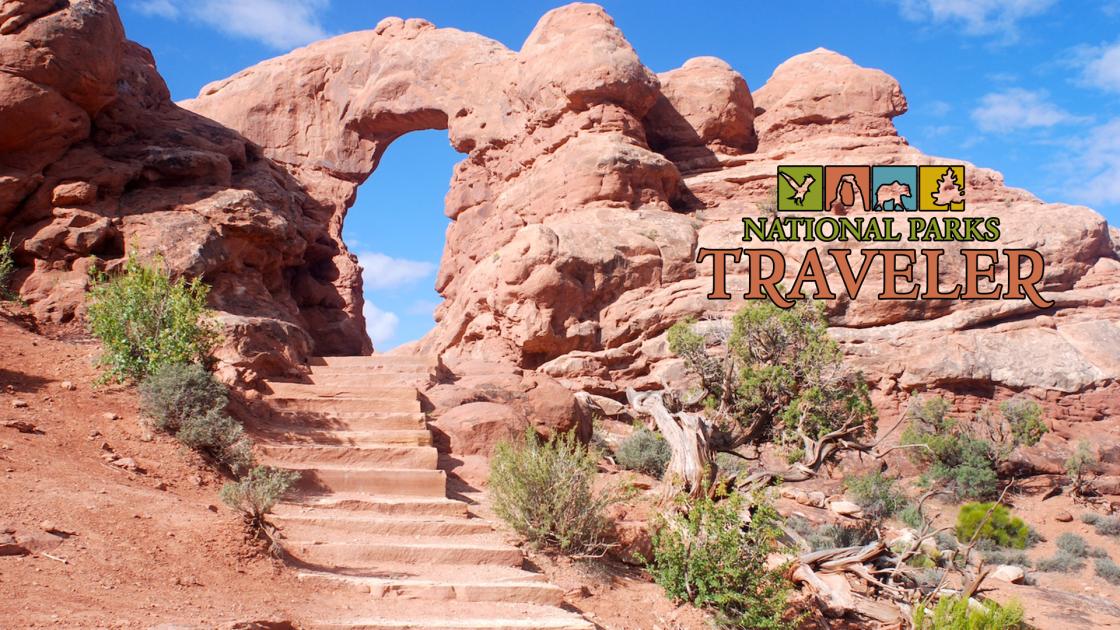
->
[828,500,864,518]
[990,565,1026,584]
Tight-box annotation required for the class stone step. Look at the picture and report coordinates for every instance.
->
[267,410,426,429]
[284,540,524,569]
[305,373,431,388]
[308,601,593,630]
[287,466,447,497]
[273,513,492,539]
[260,427,433,447]
[266,382,418,399]
[268,395,421,414]
[311,355,437,369]
[258,444,438,469]
[276,495,469,519]
[299,569,562,605]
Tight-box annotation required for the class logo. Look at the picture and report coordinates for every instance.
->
[694,163,1053,310]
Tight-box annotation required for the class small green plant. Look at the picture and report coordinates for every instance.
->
[220,465,300,528]
[1065,440,1097,493]
[1095,557,1120,585]
[912,595,1024,630]
[788,516,876,552]
[0,236,14,299]
[1036,551,1085,573]
[1056,532,1098,558]
[1000,398,1047,446]
[900,503,924,529]
[844,471,906,522]
[901,397,999,500]
[955,503,1030,549]
[490,429,620,555]
[87,256,217,381]
[649,490,793,629]
[614,426,671,478]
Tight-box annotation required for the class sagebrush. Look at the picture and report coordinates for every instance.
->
[87,256,217,381]
[220,465,300,526]
[844,471,906,522]
[1096,557,1120,585]
[139,363,250,473]
[649,490,793,629]
[490,429,620,555]
[614,426,671,478]
[901,398,998,500]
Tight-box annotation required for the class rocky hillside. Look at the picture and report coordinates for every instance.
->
[2,1,1118,452]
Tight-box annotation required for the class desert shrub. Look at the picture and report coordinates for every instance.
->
[176,408,253,474]
[983,546,1032,568]
[788,516,876,552]
[649,490,792,629]
[955,503,1030,549]
[0,236,14,298]
[139,363,227,432]
[1081,512,1101,525]
[490,429,620,554]
[1056,532,1091,557]
[1089,514,1120,537]
[615,426,671,478]
[1066,440,1097,491]
[1000,399,1047,446]
[912,595,1024,630]
[1095,557,1120,585]
[844,471,906,522]
[87,256,217,381]
[667,300,875,462]
[138,363,248,473]
[902,397,1000,500]
[220,465,300,526]
[899,503,924,529]
[1036,551,1085,573]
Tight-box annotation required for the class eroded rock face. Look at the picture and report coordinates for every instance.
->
[2,2,1118,438]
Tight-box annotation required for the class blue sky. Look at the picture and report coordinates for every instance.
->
[119,0,1120,348]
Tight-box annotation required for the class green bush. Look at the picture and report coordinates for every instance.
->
[220,465,300,525]
[1095,557,1120,585]
[902,397,999,500]
[140,363,227,432]
[649,490,792,629]
[1000,399,1047,446]
[1036,551,1085,573]
[912,595,1024,630]
[667,300,875,462]
[1056,532,1092,558]
[844,471,906,522]
[0,236,14,298]
[899,503,924,529]
[1091,515,1120,537]
[87,256,217,381]
[614,426,671,478]
[490,429,619,554]
[955,503,1030,549]
[1065,440,1097,489]
[788,516,875,552]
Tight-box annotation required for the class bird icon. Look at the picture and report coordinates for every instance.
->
[779,171,815,206]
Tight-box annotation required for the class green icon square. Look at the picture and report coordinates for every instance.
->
[777,165,824,211]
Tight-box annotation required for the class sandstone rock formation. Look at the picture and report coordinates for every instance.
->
[2,2,1118,436]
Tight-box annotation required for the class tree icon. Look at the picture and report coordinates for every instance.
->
[932,167,965,207]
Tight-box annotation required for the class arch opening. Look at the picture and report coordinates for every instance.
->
[342,129,461,352]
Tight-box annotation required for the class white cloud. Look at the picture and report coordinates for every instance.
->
[897,0,1055,41]
[407,298,442,316]
[356,252,436,291]
[363,301,399,347]
[129,0,329,49]
[1081,42,1120,93]
[927,100,952,117]
[1070,118,1120,205]
[136,0,179,18]
[970,88,1082,133]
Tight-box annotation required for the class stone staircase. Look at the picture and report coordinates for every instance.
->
[258,355,593,630]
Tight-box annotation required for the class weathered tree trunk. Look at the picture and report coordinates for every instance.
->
[626,389,714,496]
